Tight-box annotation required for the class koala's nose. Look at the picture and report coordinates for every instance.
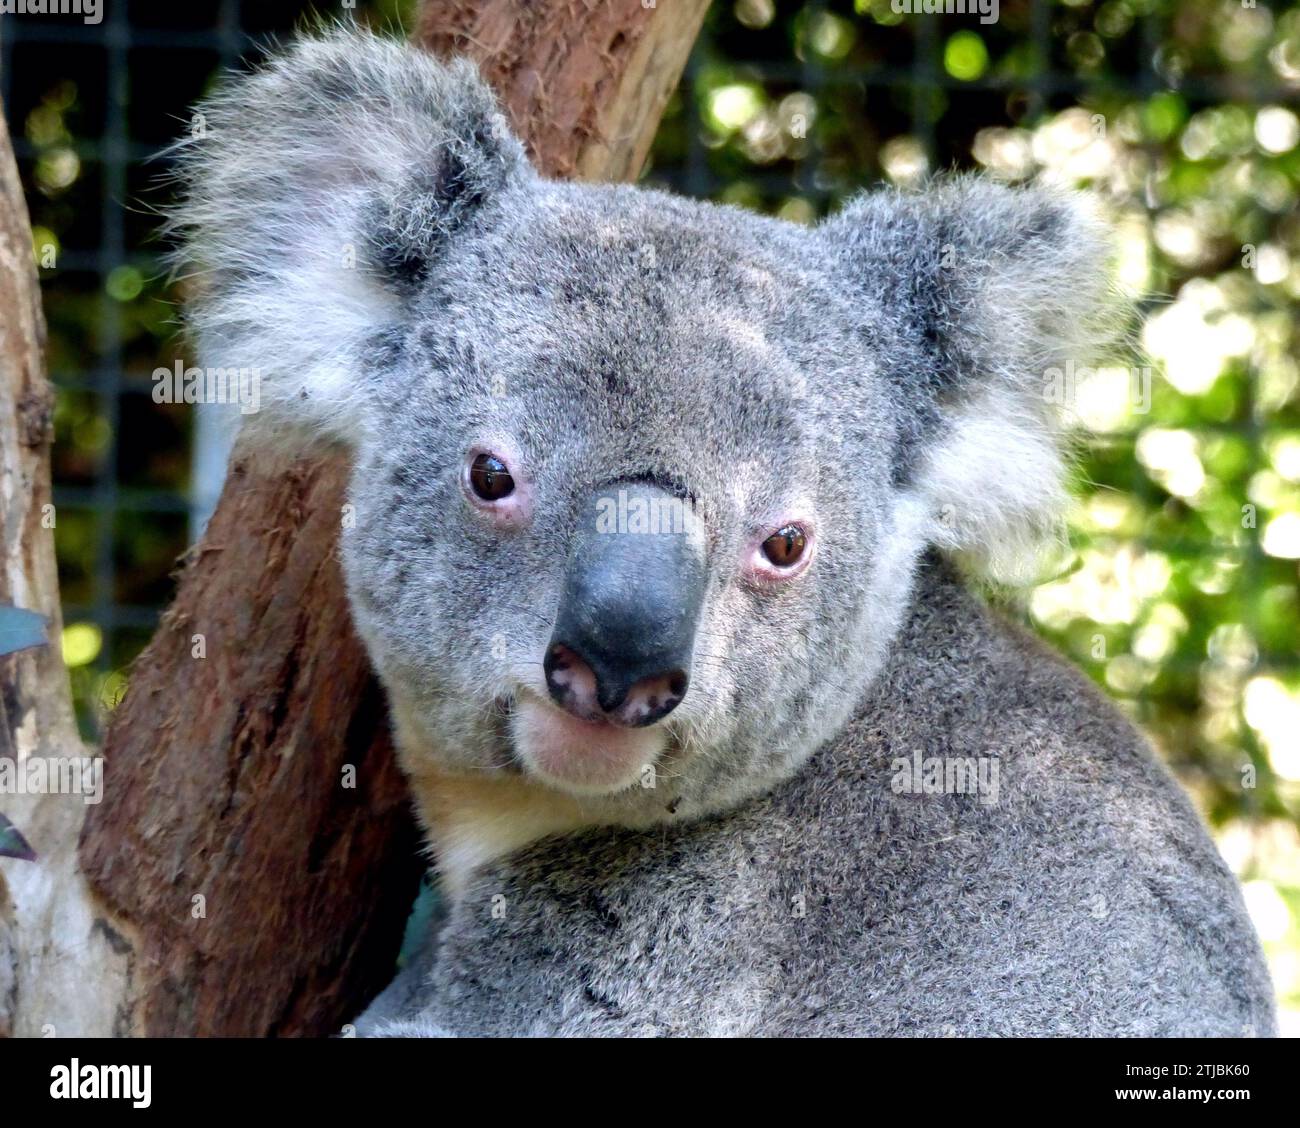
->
[545,642,688,726]
[543,480,705,728]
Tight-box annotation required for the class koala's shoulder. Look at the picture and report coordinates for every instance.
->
[784,562,1275,1034]
[827,562,1217,865]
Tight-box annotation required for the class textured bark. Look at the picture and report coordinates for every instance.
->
[417,0,711,182]
[79,462,422,1038]
[0,97,132,1039]
[70,0,710,1037]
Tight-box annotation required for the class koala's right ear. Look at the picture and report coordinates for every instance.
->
[169,28,530,448]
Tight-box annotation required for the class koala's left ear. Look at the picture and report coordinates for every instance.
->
[169,28,532,449]
[818,177,1121,578]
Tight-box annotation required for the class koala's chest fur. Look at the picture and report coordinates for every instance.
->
[406,722,1271,1038]
[406,771,594,895]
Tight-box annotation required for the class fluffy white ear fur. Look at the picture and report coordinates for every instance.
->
[167,28,528,451]
[917,382,1074,583]
[927,187,1118,581]
[831,180,1121,582]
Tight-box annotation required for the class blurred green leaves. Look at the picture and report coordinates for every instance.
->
[945,30,989,80]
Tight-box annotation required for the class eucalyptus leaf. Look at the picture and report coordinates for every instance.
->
[0,605,48,658]
[0,812,36,862]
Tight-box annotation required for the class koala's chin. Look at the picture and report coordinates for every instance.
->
[508,692,665,796]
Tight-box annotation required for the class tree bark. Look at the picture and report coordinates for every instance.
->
[417,0,710,183]
[0,96,134,1039]
[58,0,710,1037]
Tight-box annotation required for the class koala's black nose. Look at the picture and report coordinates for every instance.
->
[545,642,689,727]
[544,481,705,727]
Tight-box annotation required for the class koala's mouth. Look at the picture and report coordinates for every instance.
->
[505,690,667,796]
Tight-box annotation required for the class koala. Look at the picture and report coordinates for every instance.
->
[173,28,1276,1037]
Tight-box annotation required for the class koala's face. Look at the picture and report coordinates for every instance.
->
[342,183,902,810]
[179,31,1112,819]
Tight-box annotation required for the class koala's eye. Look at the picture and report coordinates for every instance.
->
[761,525,807,569]
[469,453,515,501]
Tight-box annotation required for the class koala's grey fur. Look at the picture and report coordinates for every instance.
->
[173,28,1276,1037]
[366,562,1274,1037]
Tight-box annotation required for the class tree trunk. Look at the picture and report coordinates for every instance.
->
[0,96,133,1039]
[35,0,710,1037]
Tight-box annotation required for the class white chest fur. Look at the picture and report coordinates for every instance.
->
[406,767,598,895]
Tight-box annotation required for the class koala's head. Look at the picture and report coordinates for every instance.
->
[176,30,1115,822]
